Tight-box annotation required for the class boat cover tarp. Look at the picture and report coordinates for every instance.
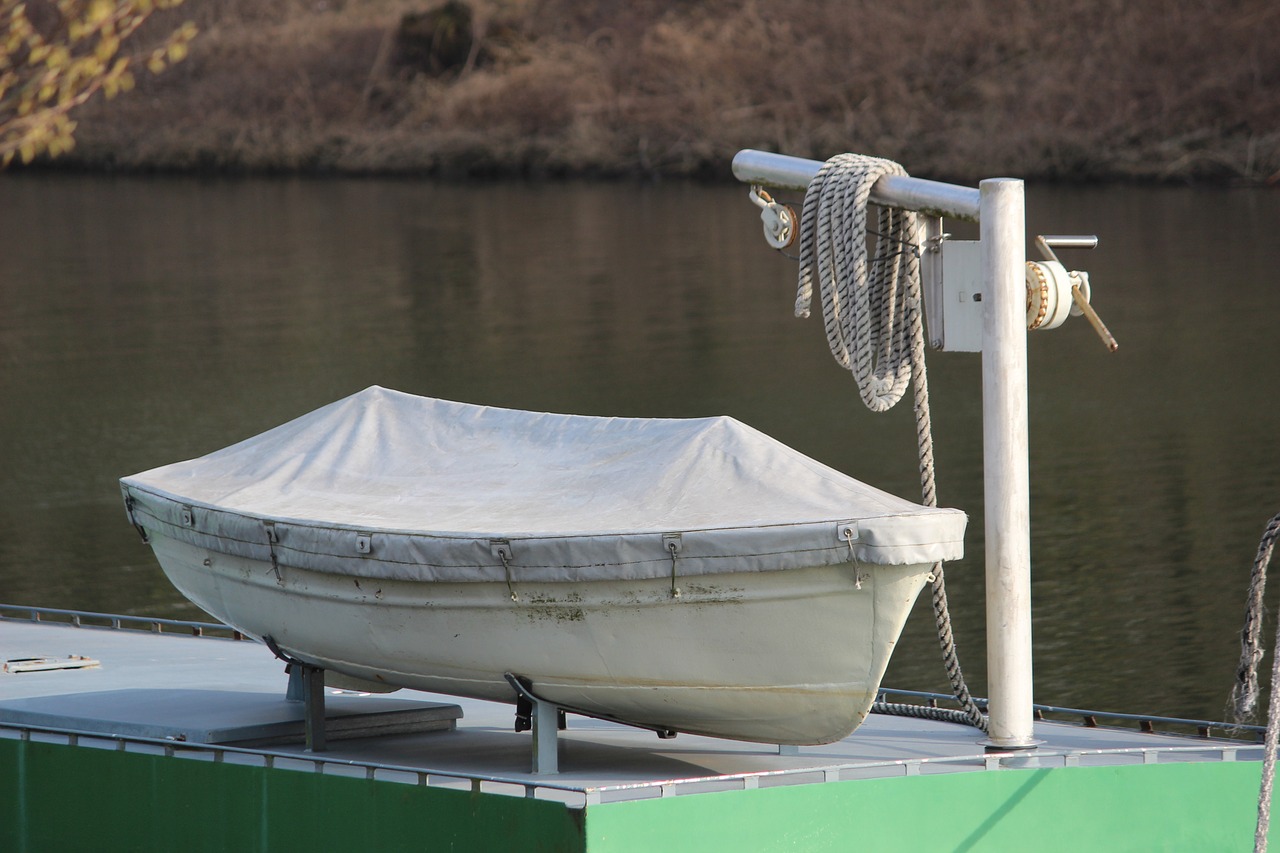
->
[121,387,966,583]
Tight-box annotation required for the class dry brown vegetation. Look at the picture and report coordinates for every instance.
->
[51,0,1280,182]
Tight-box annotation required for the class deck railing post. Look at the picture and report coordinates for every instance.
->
[979,178,1036,750]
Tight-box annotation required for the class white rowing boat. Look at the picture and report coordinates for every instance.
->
[121,385,965,744]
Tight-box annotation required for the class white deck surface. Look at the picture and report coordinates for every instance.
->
[0,616,1261,802]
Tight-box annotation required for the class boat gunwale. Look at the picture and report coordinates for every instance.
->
[122,483,966,584]
[121,481,962,552]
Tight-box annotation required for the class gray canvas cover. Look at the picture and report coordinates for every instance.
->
[121,387,966,583]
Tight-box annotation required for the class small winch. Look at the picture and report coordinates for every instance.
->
[920,228,1118,353]
[1025,235,1118,351]
[741,180,1117,354]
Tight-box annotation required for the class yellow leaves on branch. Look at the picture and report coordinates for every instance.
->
[0,0,197,167]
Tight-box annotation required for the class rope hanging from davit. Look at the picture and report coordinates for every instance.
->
[795,152,988,734]
[796,153,916,412]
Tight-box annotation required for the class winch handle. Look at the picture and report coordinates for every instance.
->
[1034,235,1118,353]
[1034,234,1098,264]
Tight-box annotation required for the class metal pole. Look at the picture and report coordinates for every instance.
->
[979,178,1036,750]
[531,697,560,774]
[302,664,327,752]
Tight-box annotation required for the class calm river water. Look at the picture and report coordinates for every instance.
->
[2,172,1278,722]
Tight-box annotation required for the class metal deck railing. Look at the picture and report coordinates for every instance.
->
[877,688,1267,741]
[0,602,248,640]
[0,718,1265,807]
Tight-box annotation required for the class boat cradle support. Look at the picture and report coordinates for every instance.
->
[504,673,678,775]
[263,635,328,753]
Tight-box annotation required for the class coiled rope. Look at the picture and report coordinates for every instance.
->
[796,153,988,733]
[1230,511,1280,852]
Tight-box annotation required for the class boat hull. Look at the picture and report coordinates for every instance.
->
[149,534,931,745]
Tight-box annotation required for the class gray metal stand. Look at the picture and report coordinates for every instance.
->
[271,636,327,753]
[504,672,677,775]
[285,662,327,752]
[530,696,559,775]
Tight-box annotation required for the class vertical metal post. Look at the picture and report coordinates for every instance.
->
[301,664,327,752]
[979,178,1037,750]
[286,664,304,702]
[531,697,559,774]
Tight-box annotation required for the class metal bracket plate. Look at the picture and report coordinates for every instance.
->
[922,234,985,353]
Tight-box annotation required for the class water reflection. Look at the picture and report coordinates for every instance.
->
[1,173,1278,721]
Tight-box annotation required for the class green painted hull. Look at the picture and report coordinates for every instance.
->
[586,762,1270,852]
[1,738,581,853]
[2,738,1270,852]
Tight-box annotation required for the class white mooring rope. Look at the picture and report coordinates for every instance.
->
[1230,512,1280,851]
[796,153,915,412]
[796,153,988,733]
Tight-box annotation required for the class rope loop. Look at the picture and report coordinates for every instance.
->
[796,153,922,413]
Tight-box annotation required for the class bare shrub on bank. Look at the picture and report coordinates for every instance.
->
[49,0,1280,182]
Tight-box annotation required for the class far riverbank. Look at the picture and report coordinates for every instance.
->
[41,0,1280,183]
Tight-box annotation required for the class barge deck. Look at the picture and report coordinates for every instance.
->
[0,609,1270,851]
